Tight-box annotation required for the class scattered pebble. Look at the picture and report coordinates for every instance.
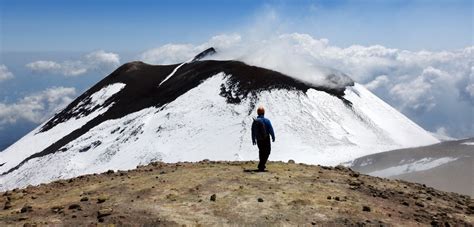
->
[415,202,425,207]
[363,206,371,212]
[97,197,107,203]
[20,205,33,213]
[97,208,113,218]
[210,194,216,202]
[51,206,64,213]
[68,204,81,210]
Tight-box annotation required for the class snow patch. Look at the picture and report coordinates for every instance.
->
[368,157,459,178]
[461,142,474,146]
[358,158,373,167]
[159,59,192,86]
[89,83,126,107]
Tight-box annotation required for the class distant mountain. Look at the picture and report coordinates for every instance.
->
[347,138,474,197]
[0,48,438,191]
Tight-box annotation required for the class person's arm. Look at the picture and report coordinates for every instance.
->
[251,120,256,145]
[266,119,275,142]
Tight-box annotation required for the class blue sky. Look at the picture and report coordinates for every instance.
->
[1,0,472,52]
[0,0,473,150]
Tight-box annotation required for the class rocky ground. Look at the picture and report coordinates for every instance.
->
[0,161,472,226]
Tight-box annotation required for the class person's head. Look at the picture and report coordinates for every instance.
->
[257,106,265,116]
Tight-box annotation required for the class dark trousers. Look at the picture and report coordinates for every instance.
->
[257,137,271,171]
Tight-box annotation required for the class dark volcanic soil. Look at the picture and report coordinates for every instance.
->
[0,161,472,226]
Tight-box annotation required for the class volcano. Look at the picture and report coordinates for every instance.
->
[0,48,438,190]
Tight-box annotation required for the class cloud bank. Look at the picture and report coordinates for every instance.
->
[26,50,120,76]
[139,33,473,138]
[0,65,14,82]
[0,87,76,126]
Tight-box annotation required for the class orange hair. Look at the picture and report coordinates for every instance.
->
[257,106,265,115]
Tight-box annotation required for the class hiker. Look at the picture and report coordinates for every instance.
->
[251,106,275,172]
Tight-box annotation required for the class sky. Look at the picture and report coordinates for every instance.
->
[0,0,473,150]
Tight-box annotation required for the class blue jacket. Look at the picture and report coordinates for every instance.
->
[252,115,275,143]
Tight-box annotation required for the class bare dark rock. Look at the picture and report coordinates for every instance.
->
[210,194,216,202]
[3,201,12,210]
[20,205,33,213]
[415,202,425,207]
[348,181,362,187]
[350,172,360,178]
[97,197,107,203]
[68,204,81,210]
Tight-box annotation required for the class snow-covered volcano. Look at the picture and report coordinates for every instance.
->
[0,48,438,190]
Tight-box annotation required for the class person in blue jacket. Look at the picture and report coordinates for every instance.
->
[251,106,275,172]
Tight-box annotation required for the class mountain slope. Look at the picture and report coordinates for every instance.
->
[0,50,438,190]
[0,161,472,226]
[348,138,474,196]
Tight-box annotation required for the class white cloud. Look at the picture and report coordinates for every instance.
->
[85,50,120,67]
[0,87,77,125]
[26,60,62,72]
[0,65,14,82]
[390,73,436,113]
[198,34,242,50]
[365,75,390,90]
[26,50,120,76]
[141,44,196,65]
[389,66,455,113]
[462,66,474,103]
[466,84,474,98]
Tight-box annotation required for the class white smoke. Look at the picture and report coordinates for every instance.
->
[140,33,354,89]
